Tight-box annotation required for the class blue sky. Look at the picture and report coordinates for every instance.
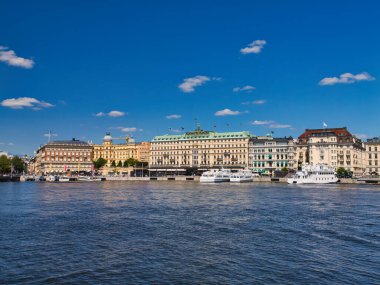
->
[1,0,379,155]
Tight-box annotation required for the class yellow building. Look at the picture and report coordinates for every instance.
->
[93,133,150,167]
[149,124,252,174]
[93,133,137,167]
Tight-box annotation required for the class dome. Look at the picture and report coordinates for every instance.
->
[103,133,113,142]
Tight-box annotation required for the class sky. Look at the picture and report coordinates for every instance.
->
[0,0,379,155]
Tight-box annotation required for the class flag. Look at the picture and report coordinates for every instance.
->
[323,122,328,128]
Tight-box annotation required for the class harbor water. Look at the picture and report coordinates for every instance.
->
[1,182,380,284]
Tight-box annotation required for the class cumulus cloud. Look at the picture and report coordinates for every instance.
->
[166,114,182,119]
[1,97,54,110]
[121,127,138,132]
[233,85,256,93]
[96,111,125,117]
[242,100,266,105]
[240,40,267,55]
[355,134,368,140]
[269,124,292,129]
[319,72,375,86]
[250,120,274,125]
[0,46,35,68]
[178,75,220,93]
[215,109,243,116]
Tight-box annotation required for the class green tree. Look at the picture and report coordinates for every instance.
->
[93,157,107,169]
[336,167,347,177]
[126,158,138,167]
[117,160,122,167]
[281,167,289,173]
[0,155,11,174]
[111,160,116,167]
[11,156,25,173]
[123,160,128,167]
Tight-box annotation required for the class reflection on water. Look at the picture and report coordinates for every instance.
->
[1,182,380,284]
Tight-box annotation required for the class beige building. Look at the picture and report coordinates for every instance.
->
[248,136,296,175]
[295,127,366,177]
[34,139,93,175]
[93,133,150,167]
[149,124,252,174]
[365,137,380,175]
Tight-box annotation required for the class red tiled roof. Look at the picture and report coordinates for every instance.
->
[298,127,352,139]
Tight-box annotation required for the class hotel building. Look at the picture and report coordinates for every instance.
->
[365,137,380,175]
[295,127,366,177]
[248,136,296,175]
[35,139,93,175]
[149,124,252,173]
[93,133,150,167]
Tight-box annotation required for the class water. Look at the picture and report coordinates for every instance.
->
[1,182,380,284]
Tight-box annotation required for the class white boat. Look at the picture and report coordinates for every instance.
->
[200,168,231,183]
[58,176,77,182]
[78,176,103,182]
[47,175,58,182]
[230,169,253,183]
[287,164,339,184]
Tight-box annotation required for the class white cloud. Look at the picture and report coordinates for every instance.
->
[96,111,125,117]
[355,134,368,140]
[178,75,220,93]
[109,111,125,117]
[0,46,35,68]
[250,120,274,125]
[215,109,242,116]
[233,85,256,93]
[121,127,137,132]
[319,72,375,86]
[1,97,54,110]
[242,100,266,105]
[166,114,182,119]
[43,133,58,137]
[240,40,267,55]
[269,124,292,129]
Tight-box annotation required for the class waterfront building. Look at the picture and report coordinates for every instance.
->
[365,137,380,175]
[136,142,151,163]
[35,138,93,175]
[93,133,150,168]
[93,133,137,167]
[149,124,252,174]
[295,127,366,177]
[248,135,296,175]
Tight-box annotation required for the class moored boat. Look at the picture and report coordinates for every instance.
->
[287,164,338,184]
[200,168,231,183]
[230,169,254,183]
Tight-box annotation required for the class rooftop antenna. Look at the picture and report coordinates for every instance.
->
[47,130,52,143]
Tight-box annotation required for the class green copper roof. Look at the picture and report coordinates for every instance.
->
[152,130,253,142]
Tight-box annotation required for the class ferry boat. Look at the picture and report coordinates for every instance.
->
[200,169,231,183]
[230,169,254,183]
[287,164,338,184]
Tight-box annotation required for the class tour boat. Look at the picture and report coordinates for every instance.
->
[47,175,58,182]
[230,169,254,183]
[287,164,339,184]
[200,169,231,183]
[78,176,103,182]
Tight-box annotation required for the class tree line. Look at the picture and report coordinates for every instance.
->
[0,155,27,175]
[93,157,148,169]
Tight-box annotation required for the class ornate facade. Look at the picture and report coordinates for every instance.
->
[93,133,150,167]
[149,125,252,173]
[35,139,93,175]
[295,127,366,177]
[248,136,296,175]
[365,137,380,175]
